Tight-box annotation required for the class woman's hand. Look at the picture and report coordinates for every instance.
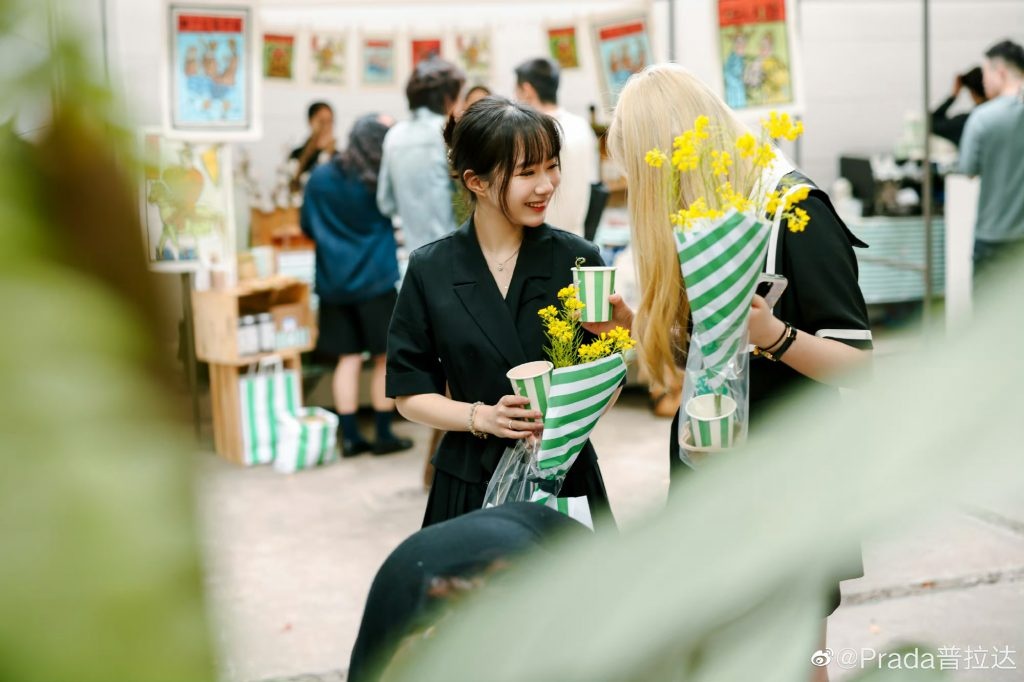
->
[581,293,635,335]
[476,395,543,439]
[748,294,787,348]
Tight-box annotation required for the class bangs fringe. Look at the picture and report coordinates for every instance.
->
[512,112,562,170]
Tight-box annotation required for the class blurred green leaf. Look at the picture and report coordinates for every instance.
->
[0,1,215,681]
[388,228,1023,680]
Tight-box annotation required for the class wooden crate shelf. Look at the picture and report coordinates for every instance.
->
[192,276,317,365]
[192,276,319,463]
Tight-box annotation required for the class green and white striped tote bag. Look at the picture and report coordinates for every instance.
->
[238,365,301,466]
[273,407,339,474]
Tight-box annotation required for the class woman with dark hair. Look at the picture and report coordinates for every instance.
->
[301,114,414,457]
[386,96,614,529]
[931,66,988,147]
[288,101,335,192]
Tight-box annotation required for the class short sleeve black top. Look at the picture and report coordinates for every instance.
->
[386,220,605,483]
[749,172,872,416]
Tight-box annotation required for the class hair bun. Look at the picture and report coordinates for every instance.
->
[443,113,457,147]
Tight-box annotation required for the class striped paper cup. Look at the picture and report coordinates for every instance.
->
[572,266,616,323]
[506,360,554,421]
[685,394,737,449]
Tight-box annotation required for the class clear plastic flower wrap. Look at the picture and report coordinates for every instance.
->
[677,328,751,468]
[482,439,561,512]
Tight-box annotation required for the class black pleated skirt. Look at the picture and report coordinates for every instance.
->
[423,458,615,533]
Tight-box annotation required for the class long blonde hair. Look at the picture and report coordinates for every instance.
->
[607,64,757,391]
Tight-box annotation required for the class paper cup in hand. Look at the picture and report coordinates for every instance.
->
[573,266,616,323]
[685,394,737,449]
[506,361,553,421]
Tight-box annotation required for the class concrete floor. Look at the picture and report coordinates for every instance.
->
[198,390,1024,682]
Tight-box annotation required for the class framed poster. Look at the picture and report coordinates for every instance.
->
[139,129,236,273]
[454,31,491,84]
[361,36,396,86]
[310,31,347,85]
[591,14,654,108]
[262,32,295,80]
[164,2,261,140]
[411,38,441,69]
[717,0,802,113]
[547,26,580,69]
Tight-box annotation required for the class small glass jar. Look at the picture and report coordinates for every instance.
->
[257,313,275,352]
[237,315,259,356]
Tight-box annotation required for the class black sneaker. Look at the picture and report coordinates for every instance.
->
[341,439,373,458]
[372,437,414,456]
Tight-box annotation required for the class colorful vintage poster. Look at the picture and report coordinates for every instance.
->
[718,0,795,110]
[592,15,653,107]
[455,31,491,84]
[411,38,441,69]
[140,130,235,272]
[547,26,579,69]
[361,37,396,85]
[168,5,256,136]
[311,32,346,85]
[262,33,295,80]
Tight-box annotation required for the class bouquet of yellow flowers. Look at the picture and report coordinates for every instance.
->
[538,284,635,368]
[644,111,808,232]
[484,283,634,528]
[643,112,809,463]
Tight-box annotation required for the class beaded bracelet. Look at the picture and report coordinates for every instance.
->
[468,401,488,439]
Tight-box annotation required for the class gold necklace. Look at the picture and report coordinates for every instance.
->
[490,247,520,272]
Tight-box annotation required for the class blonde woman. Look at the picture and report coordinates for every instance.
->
[591,64,873,681]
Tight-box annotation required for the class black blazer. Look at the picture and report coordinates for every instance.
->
[386,219,604,483]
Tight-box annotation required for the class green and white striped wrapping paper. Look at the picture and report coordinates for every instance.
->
[535,353,627,477]
[573,267,616,323]
[674,210,770,391]
[273,407,339,474]
[489,354,625,527]
[507,361,553,421]
[529,491,594,530]
[239,367,301,466]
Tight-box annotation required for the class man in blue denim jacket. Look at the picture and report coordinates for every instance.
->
[377,58,466,255]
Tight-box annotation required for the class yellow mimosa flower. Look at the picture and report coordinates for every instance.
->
[784,119,805,141]
[787,207,810,233]
[711,150,733,177]
[735,132,757,159]
[784,185,811,210]
[694,115,711,140]
[645,148,668,168]
[753,143,776,168]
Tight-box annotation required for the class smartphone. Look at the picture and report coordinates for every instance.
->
[755,273,788,308]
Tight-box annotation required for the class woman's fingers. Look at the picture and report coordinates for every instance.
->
[581,294,634,335]
[497,421,540,438]
[497,396,541,420]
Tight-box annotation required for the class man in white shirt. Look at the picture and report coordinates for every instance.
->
[515,58,600,238]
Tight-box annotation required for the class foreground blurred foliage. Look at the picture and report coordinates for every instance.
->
[385,143,1024,682]
[1,2,1021,682]
[0,1,215,681]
